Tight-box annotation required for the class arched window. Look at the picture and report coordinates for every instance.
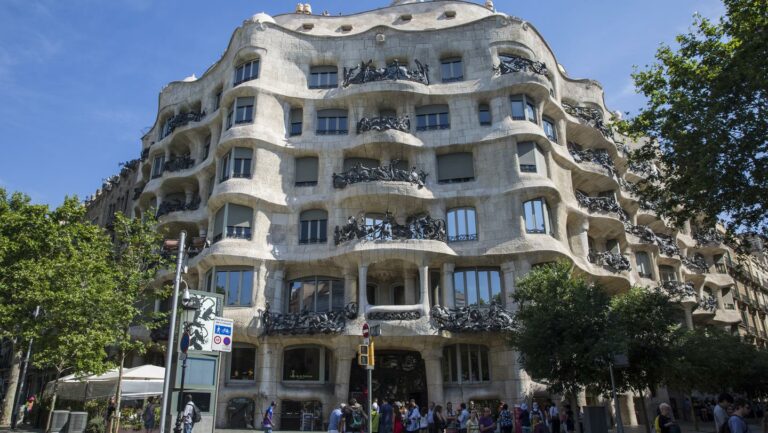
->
[286,276,344,313]
[442,344,490,383]
[447,207,477,242]
[523,198,552,235]
[212,204,253,243]
[283,346,331,382]
[299,209,328,244]
[234,59,260,85]
[453,267,502,307]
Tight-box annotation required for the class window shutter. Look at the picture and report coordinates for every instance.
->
[416,104,449,116]
[295,157,319,183]
[301,209,327,221]
[228,204,253,228]
[290,108,303,123]
[517,142,536,168]
[236,97,254,108]
[437,153,474,181]
[234,147,253,158]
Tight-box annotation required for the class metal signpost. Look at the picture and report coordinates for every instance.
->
[211,318,234,352]
[359,323,381,433]
[160,231,186,433]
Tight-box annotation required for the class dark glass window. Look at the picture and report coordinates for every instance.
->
[212,204,253,243]
[289,108,303,136]
[295,157,319,186]
[416,105,450,131]
[517,142,545,174]
[478,104,491,126]
[436,152,474,184]
[510,95,537,123]
[453,268,502,307]
[442,344,490,384]
[316,109,348,135]
[230,346,256,381]
[309,66,338,89]
[286,277,344,313]
[543,117,557,141]
[523,198,552,234]
[299,209,328,244]
[234,60,259,85]
[447,207,478,242]
[220,148,252,181]
[283,347,329,382]
[213,268,253,307]
[441,57,463,82]
[636,251,652,278]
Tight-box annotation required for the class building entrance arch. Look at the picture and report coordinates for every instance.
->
[349,350,427,408]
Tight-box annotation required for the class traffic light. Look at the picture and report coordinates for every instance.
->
[358,344,369,366]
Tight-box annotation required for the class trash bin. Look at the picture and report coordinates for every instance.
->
[583,406,608,433]
[50,410,70,433]
[67,412,87,433]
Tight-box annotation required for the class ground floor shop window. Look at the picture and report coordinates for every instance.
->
[442,344,490,384]
[227,397,256,429]
[283,346,330,382]
[281,400,324,431]
[229,345,256,381]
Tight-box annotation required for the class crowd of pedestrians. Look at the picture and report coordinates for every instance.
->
[326,399,578,433]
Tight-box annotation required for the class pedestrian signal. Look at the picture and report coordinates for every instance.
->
[358,344,369,366]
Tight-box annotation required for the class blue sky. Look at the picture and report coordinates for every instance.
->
[0,0,724,206]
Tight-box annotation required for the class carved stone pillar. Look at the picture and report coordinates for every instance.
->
[335,346,356,404]
[270,268,285,311]
[419,264,430,315]
[501,262,516,311]
[253,261,268,311]
[198,175,210,206]
[442,263,455,308]
[344,270,357,306]
[716,287,725,310]
[184,187,194,206]
[422,348,444,405]
[358,264,369,312]
[258,342,279,413]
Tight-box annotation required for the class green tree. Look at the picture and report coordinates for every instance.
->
[608,288,682,428]
[510,261,617,432]
[108,212,169,433]
[620,0,768,233]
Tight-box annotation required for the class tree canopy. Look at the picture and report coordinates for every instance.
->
[621,0,768,234]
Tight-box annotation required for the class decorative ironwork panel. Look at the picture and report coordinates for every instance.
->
[367,310,421,321]
[682,256,708,273]
[332,160,428,189]
[430,302,514,333]
[261,302,358,335]
[342,59,430,87]
[625,224,681,257]
[447,234,478,243]
[693,228,723,246]
[698,295,717,312]
[575,191,630,223]
[156,195,201,217]
[133,183,146,200]
[562,102,613,139]
[165,111,206,135]
[492,54,548,76]
[357,116,411,133]
[164,155,195,173]
[334,212,445,245]
[656,281,696,299]
[588,250,631,272]
[568,144,617,178]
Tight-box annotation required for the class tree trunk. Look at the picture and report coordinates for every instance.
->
[569,394,582,433]
[689,393,699,432]
[639,395,651,433]
[0,348,22,427]
[45,370,62,433]
[112,351,126,433]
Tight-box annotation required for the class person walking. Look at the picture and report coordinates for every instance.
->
[262,401,276,433]
[715,394,734,433]
[519,404,531,433]
[727,400,751,433]
[372,401,381,433]
[420,407,430,433]
[479,407,496,433]
[548,402,559,433]
[428,403,436,433]
[348,398,368,433]
[466,410,480,433]
[329,403,346,433]
[498,404,513,433]
[408,401,421,433]
[445,402,458,433]
[434,405,448,433]
[106,396,117,433]
[181,395,199,433]
[458,403,470,433]
[143,397,158,433]
[394,403,405,433]
[381,399,394,433]
[654,403,677,433]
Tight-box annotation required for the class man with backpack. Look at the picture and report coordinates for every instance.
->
[348,398,368,433]
[181,394,201,433]
[715,394,734,433]
[725,399,751,433]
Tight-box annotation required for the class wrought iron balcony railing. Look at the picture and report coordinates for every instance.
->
[656,280,696,299]
[588,250,631,273]
[698,295,718,313]
[164,155,195,173]
[562,102,613,139]
[575,191,630,224]
[447,233,478,243]
[693,228,724,247]
[332,161,428,189]
[261,302,358,335]
[492,54,548,77]
[568,144,617,178]
[334,212,445,245]
[155,195,201,218]
[342,59,430,87]
[625,225,681,257]
[356,116,410,133]
[430,302,514,333]
[681,256,708,273]
[161,111,206,139]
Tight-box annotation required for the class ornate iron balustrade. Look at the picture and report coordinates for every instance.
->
[575,191,630,223]
[342,59,429,87]
[357,116,411,133]
[141,148,150,161]
[447,234,478,243]
[568,144,617,177]
[163,111,206,137]
[588,250,631,273]
[430,302,514,333]
[562,102,613,139]
[628,160,657,177]
[656,280,696,299]
[261,302,358,335]
[367,310,421,321]
[693,228,724,246]
[698,295,718,312]
[625,224,681,257]
[334,212,445,245]
[164,155,195,173]
[682,256,708,273]
[332,161,428,189]
[492,54,548,76]
[133,183,146,200]
[155,195,201,217]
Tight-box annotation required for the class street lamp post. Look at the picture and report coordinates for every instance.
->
[173,283,200,433]
[159,231,187,433]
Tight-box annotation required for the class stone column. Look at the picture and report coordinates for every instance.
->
[270,268,285,311]
[419,264,430,315]
[683,305,694,330]
[184,187,194,206]
[258,342,279,414]
[422,348,444,405]
[442,263,455,308]
[358,263,369,313]
[344,270,357,307]
[716,287,725,310]
[198,175,210,206]
[334,346,356,405]
[501,262,516,311]
[254,261,268,310]
[576,215,590,259]
[621,393,638,426]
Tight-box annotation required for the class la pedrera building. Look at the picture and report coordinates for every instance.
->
[83,0,768,430]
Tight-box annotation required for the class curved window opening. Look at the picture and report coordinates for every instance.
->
[299,209,328,244]
[510,95,537,123]
[523,198,552,235]
[234,59,260,85]
[316,109,348,135]
[437,152,474,184]
[517,142,546,174]
[442,344,490,384]
[309,66,338,89]
[440,57,463,82]
[543,116,557,142]
[416,105,450,131]
[286,276,344,313]
[636,251,652,278]
[447,207,477,242]
[453,268,502,307]
[283,346,331,382]
[212,204,253,243]
[229,344,256,381]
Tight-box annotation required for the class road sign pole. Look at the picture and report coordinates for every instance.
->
[367,366,372,433]
[160,231,186,433]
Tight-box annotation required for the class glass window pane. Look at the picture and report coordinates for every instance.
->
[449,346,458,382]
[316,280,330,312]
[478,271,490,305]
[454,272,466,307]
[283,348,321,381]
[230,347,256,381]
[466,270,477,305]
[457,209,467,236]
[447,211,457,238]
[215,271,227,296]
[467,209,477,236]
[288,281,301,313]
[468,349,479,382]
[240,270,253,306]
[526,102,536,122]
[461,345,470,382]
[480,348,489,381]
[490,271,502,303]
[319,220,327,241]
[511,99,525,119]
[227,272,240,306]
[302,280,316,312]
[331,280,345,311]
